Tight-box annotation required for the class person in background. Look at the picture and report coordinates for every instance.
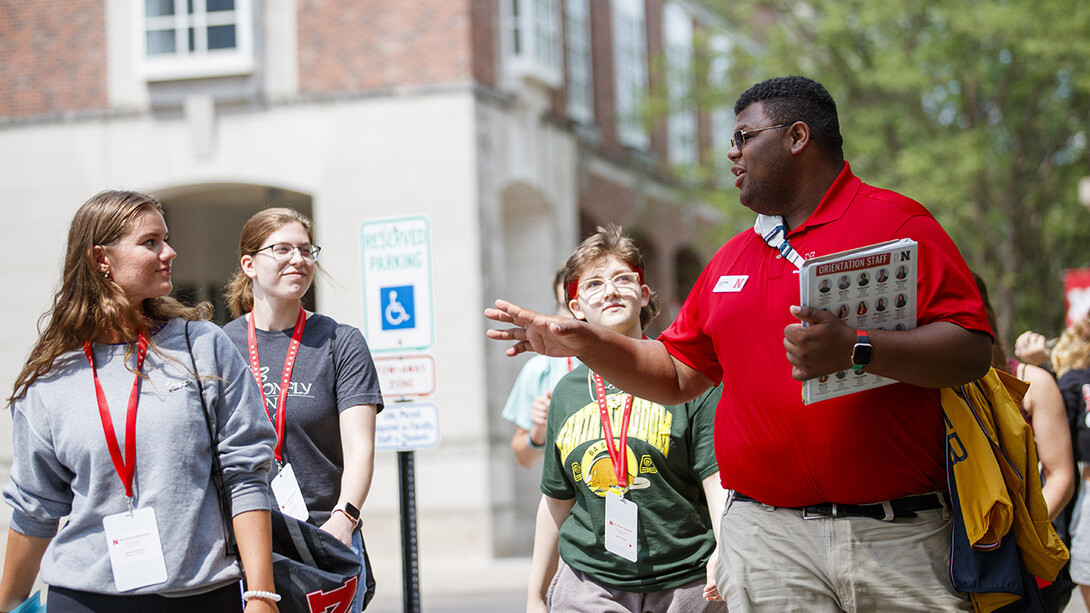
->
[0,190,278,612]
[1047,314,1090,610]
[526,226,726,613]
[1015,329,1055,370]
[1011,308,1090,373]
[975,274,1076,612]
[487,76,992,612]
[223,208,382,613]
[503,267,580,468]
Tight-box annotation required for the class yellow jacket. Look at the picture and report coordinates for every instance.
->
[942,368,1069,612]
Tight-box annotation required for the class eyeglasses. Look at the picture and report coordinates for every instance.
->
[251,243,321,263]
[731,123,793,150]
[575,271,642,300]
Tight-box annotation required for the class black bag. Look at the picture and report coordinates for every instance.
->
[185,322,375,612]
[270,509,370,613]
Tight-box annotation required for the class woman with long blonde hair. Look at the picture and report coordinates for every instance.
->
[0,190,279,612]
[1052,316,1090,379]
[1046,313,1090,610]
[223,207,381,613]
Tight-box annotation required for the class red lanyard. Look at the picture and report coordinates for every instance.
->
[593,373,633,491]
[85,331,149,501]
[247,307,306,463]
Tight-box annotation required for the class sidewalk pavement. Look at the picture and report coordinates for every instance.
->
[364,555,529,613]
[1069,591,1088,613]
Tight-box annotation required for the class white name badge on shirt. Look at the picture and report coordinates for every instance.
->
[271,462,310,521]
[713,275,748,293]
[604,490,638,562]
[102,507,168,592]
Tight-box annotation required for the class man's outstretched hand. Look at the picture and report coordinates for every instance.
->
[485,299,590,358]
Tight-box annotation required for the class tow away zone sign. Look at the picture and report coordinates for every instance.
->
[375,354,436,399]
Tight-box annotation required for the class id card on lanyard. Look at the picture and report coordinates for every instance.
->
[593,373,639,562]
[85,332,169,591]
[248,307,310,521]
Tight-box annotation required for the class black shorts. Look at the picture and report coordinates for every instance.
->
[47,582,241,613]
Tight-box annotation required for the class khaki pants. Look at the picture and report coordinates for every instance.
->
[716,495,970,613]
[548,561,726,613]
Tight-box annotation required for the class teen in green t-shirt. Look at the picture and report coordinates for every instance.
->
[527,226,726,612]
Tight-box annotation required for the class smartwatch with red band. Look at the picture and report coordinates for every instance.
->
[851,329,872,371]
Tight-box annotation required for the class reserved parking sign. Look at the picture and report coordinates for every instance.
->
[360,216,434,353]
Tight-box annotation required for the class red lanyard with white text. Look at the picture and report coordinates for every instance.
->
[593,373,633,492]
[247,306,306,463]
[84,331,149,507]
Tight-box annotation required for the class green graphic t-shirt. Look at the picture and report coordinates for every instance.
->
[541,364,722,592]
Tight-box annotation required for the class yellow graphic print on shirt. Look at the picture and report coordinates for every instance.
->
[580,440,639,494]
[555,394,673,497]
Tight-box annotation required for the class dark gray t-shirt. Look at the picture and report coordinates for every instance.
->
[224,312,383,525]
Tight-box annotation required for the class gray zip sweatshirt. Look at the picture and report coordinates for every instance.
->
[4,318,276,596]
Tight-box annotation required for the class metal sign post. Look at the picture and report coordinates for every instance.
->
[398,450,420,613]
[360,216,437,613]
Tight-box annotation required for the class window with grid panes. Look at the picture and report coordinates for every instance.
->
[664,3,696,166]
[612,0,648,149]
[504,0,562,87]
[708,34,736,184]
[564,0,593,123]
[140,0,253,81]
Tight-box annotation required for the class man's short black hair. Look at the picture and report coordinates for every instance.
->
[734,76,844,161]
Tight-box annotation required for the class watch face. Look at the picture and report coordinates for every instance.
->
[853,343,873,366]
[344,502,360,520]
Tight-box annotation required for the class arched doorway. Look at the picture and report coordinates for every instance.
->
[499,183,563,312]
[157,183,313,324]
[492,182,565,557]
[674,246,704,304]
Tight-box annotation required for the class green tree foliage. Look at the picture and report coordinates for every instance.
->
[689,0,1090,341]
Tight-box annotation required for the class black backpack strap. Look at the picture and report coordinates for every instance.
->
[184,320,237,557]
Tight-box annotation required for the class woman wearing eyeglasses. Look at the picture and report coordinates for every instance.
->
[526,226,726,613]
[223,208,382,613]
[0,190,278,612]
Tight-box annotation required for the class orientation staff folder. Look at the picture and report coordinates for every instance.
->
[799,238,918,403]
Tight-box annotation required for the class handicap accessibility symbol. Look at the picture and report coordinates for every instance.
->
[381,285,415,330]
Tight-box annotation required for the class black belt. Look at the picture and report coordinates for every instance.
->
[732,492,946,521]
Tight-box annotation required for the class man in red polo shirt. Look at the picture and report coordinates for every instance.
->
[485,76,992,611]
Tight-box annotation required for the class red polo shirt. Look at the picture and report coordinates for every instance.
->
[659,163,991,507]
